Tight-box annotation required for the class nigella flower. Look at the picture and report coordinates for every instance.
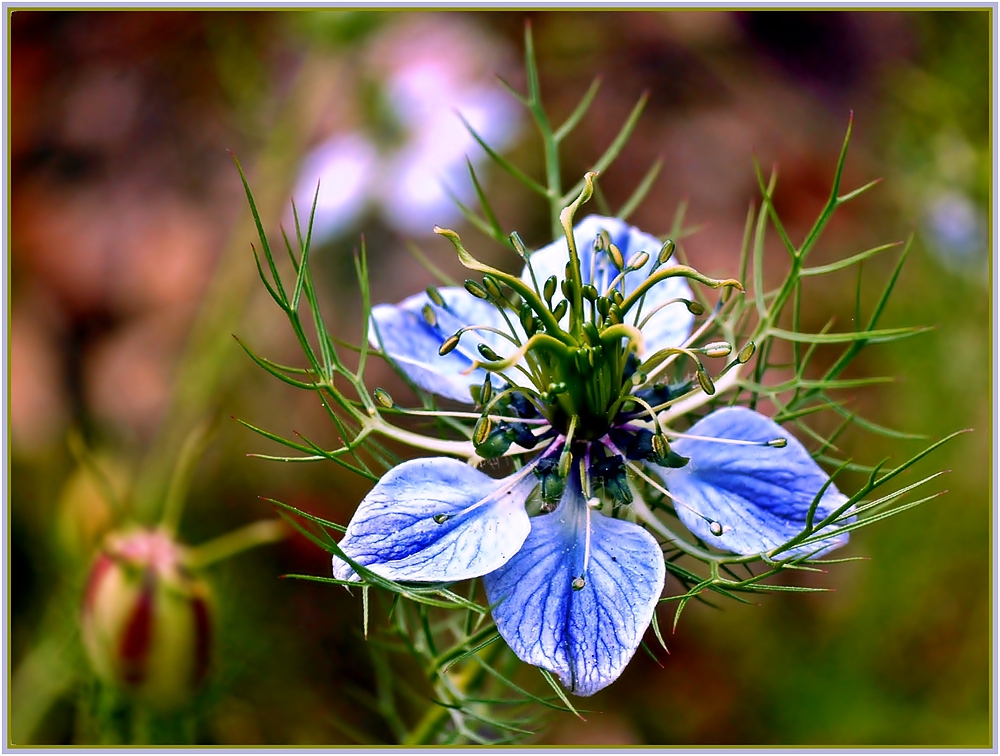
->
[333,211,850,695]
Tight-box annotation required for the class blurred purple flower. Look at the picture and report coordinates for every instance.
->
[292,18,521,240]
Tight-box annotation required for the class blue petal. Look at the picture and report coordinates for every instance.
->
[332,457,533,583]
[484,475,665,696]
[661,407,851,557]
[370,287,521,403]
[522,215,694,354]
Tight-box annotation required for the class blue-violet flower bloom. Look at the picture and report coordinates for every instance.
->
[333,214,850,695]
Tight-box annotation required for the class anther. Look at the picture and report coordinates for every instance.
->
[571,577,586,591]
[595,229,611,253]
[581,284,599,302]
[608,242,624,269]
[686,300,706,316]
[709,521,723,536]
[373,388,394,408]
[482,275,503,300]
[473,416,493,445]
[607,304,623,325]
[509,231,528,258]
[558,449,572,479]
[737,341,756,363]
[587,497,601,509]
[627,251,649,271]
[464,280,489,300]
[696,369,716,395]
[439,334,461,356]
[767,437,788,448]
[658,239,676,265]
[543,275,557,306]
[631,371,647,386]
[652,433,670,460]
[519,303,534,333]
[609,290,625,307]
[425,286,445,307]
[477,343,500,361]
[596,297,611,318]
[433,514,452,524]
[547,382,568,395]
[553,300,569,320]
[480,375,493,406]
[421,303,437,327]
[702,342,732,358]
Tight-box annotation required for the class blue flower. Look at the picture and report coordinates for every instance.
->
[333,215,849,695]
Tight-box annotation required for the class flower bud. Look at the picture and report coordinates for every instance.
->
[81,528,212,711]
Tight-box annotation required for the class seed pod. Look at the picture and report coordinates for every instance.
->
[373,388,394,408]
[81,529,213,711]
[464,280,489,300]
[425,286,445,307]
[657,239,675,265]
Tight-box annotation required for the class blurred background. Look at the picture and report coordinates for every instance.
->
[9,9,991,746]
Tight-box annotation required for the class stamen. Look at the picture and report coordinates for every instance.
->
[662,429,787,447]
[438,457,545,522]
[421,303,437,327]
[425,286,446,308]
[464,280,489,299]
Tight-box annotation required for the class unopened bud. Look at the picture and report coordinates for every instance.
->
[81,529,212,711]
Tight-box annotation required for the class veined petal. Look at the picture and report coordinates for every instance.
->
[484,474,665,696]
[369,287,522,403]
[332,458,533,583]
[661,407,851,558]
[521,215,694,353]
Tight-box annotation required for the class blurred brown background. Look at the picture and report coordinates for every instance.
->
[9,9,992,746]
